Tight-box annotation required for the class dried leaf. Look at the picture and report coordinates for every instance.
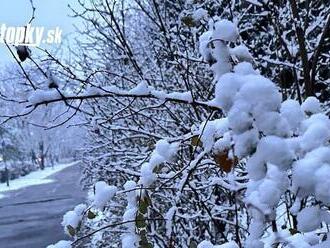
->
[87,210,96,219]
[214,150,237,173]
[181,16,196,27]
[191,135,203,147]
[289,228,300,235]
[67,225,76,236]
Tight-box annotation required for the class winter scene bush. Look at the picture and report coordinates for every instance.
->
[0,0,329,247]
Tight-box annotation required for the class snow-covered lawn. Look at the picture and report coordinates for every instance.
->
[0,161,79,199]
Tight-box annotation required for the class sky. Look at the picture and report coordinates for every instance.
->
[0,0,78,66]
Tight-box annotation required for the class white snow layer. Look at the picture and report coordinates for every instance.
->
[92,181,117,210]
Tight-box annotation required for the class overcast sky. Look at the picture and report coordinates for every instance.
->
[0,0,78,66]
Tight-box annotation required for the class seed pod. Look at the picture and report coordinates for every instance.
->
[16,46,31,62]
[279,68,294,89]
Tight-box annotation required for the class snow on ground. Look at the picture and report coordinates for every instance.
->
[0,161,79,199]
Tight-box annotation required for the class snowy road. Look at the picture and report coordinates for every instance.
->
[0,163,85,248]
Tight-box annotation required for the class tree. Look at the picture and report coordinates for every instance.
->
[3,0,329,248]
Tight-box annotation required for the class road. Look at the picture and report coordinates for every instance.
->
[0,163,85,248]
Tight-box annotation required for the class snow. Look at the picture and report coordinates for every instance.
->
[199,31,212,61]
[232,129,259,158]
[139,139,179,187]
[28,89,61,105]
[297,207,321,232]
[214,73,244,112]
[198,241,239,248]
[217,242,239,248]
[46,240,71,248]
[314,164,330,204]
[244,0,263,6]
[214,131,231,152]
[92,181,117,210]
[62,203,87,236]
[293,147,330,201]
[256,136,294,169]
[140,163,156,186]
[235,75,282,116]
[199,118,229,152]
[84,86,103,95]
[281,99,304,132]
[300,122,330,151]
[122,180,138,247]
[0,162,79,199]
[230,45,253,62]
[210,41,232,80]
[192,8,208,21]
[165,206,176,236]
[166,91,193,103]
[198,241,214,248]
[155,139,179,161]
[213,20,239,42]
[122,233,138,248]
[128,81,150,95]
[234,62,257,75]
[301,97,321,114]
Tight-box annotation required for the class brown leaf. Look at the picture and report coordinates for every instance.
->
[181,16,196,27]
[191,135,203,147]
[214,150,237,173]
[289,228,300,235]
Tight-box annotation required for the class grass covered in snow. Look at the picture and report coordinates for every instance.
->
[0,161,79,199]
